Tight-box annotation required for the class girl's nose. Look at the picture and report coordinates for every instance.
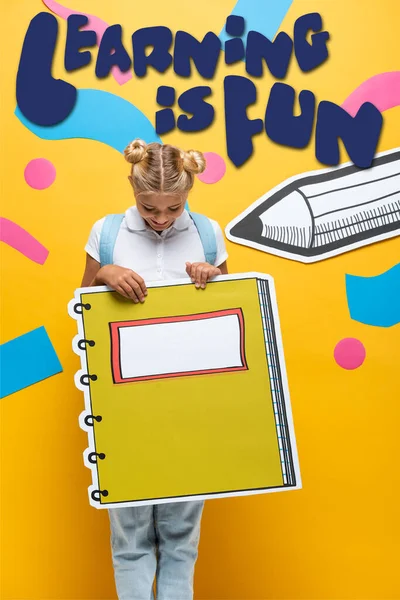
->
[153,216,169,224]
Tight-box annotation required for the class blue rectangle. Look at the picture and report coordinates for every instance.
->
[0,326,62,398]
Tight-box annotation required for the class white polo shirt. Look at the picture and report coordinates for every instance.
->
[85,206,228,282]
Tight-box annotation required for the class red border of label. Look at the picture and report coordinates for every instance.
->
[109,309,247,384]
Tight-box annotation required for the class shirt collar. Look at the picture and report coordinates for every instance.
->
[125,206,192,233]
[125,206,147,231]
[171,209,191,231]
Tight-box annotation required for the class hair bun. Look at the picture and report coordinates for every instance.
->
[182,150,206,175]
[124,139,148,165]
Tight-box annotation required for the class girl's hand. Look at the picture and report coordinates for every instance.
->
[185,262,222,289]
[95,265,147,303]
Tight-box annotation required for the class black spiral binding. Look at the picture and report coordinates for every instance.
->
[75,300,108,504]
[78,333,97,385]
[80,373,98,386]
[84,414,102,426]
[88,452,106,464]
[91,489,109,502]
[74,302,91,314]
[78,339,95,350]
[91,490,108,502]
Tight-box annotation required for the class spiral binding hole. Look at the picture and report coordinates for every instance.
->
[91,489,109,502]
[80,373,98,386]
[74,302,92,314]
[78,339,95,350]
[84,414,102,427]
[88,452,106,464]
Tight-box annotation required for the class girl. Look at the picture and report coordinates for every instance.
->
[81,139,228,600]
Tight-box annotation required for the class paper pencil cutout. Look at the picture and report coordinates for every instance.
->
[226,147,400,263]
[68,274,301,509]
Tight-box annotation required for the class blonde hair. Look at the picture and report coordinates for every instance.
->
[124,139,206,196]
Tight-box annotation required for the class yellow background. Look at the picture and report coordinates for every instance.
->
[1,0,399,598]
[80,280,283,503]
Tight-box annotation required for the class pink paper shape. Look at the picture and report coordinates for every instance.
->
[24,158,56,190]
[334,338,366,370]
[42,0,132,85]
[197,152,227,184]
[342,71,400,116]
[0,218,49,265]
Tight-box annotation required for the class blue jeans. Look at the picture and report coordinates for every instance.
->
[109,501,204,600]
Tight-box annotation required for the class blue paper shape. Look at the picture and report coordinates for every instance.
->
[220,0,294,43]
[346,263,400,328]
[0,326,62,398]
[15,88,161,153]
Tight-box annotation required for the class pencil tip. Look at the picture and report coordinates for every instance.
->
[260,191,313,248]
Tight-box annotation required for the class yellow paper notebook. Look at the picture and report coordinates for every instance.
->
[69,273,301,508]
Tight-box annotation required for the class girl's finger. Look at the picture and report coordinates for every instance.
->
[200,267,209,288]
[127,275,145,302]
[120,280,140,302]
[132,272,147,297]
[194,265,205,288]
[185,262,192,278]
[190,263,198,282]
[116,285,133,300]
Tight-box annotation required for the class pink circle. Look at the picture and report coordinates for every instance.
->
[24,158,56,190]
[197,152,226,184]
[334,338,366,370]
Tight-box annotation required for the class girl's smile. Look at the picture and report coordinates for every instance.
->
[148,217,171,230]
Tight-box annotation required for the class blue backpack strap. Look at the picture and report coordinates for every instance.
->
[189,212,217,265]
[99,214,124,267]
